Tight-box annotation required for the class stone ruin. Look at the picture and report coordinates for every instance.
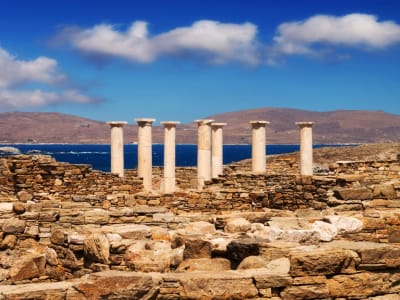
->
[0,120,400,299]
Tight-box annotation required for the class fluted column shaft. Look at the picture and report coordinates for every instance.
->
[211,123,227,178]
[161,121,180,193]
[107,121,127,177]
[296,122,314,176]
[250,121,269,174]
[135,118,156,191]
[195,119,214,189]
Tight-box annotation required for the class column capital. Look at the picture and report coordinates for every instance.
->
[107,121,127,127]
[194,119,214,126]
[161,121,180,128]
[250,120,270,128]
[211,122,227,129]
[295,121,314,128]
[135,118,156,126]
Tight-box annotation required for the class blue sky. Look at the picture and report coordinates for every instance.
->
[0,0,399,123]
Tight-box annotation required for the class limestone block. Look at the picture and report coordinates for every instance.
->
[238,256,290,274]
[311,221,338,241]
[66,271,156,300]
[373,183,397,199]
[183,237,212,259]
[124,240,174,272]
[17,190,33,202]
[226,239,260,266]
[333,187,372,200]
[289,247,360,276]
[0,281,72,300]
[0,202,13,213]
[328,240,400,268]
[0,234,17,250]
[83,233,110,264]
[45,247,59,266]
[280,283,330,299]
[173,272,259,300]
[327,271,400,298]
[2,218,26,234]
[102,224,151,240]
[176,258,231,272]
[180,221,216,235]
[9,253,46,282]
[224,218,251,233]
[323,215,363,233]
[84,209,109,225]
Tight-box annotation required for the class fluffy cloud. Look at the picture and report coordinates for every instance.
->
[0,46,100,109]
[64,20,259,64]
[0,89,100,109]
[0,48,65,88]
[272,13,400,57]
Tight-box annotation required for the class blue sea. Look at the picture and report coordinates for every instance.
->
[1,144,339,172]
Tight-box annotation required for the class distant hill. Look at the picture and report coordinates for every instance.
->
[1,108,400,144]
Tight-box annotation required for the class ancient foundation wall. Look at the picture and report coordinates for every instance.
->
[1,155,400,299]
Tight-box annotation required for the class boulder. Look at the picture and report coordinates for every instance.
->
[9,253,46,282]
[83,233,110,264]
[2,218,26,234]
[0,202,13,213]
[224,218,251,233]
[226,239,260,266]
[124,240,175,272]
[324,215,363,233]
[0,234,17,250]
[373,183,397,199]
[311,220,338,241]
[183,236,212,259]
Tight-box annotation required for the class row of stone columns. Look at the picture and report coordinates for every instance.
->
[107,119,314,192]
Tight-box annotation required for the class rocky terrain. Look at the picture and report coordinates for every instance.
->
[0,143,399,299]
[1,108,400,144]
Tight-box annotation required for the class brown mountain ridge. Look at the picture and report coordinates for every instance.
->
[1,108,400,144]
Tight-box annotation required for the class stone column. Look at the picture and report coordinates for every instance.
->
[211,122,227,178]
[296,122,314,176]
[135,118,156,191]
[250,121,269,173]
[161,121,180,194]
[195,119,214,189]
[107,121,127,177]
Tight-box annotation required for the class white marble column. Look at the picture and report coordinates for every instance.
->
[107,121,127,177]
[211,122,227,178]
[250,121,269,174]
[296,122,314,176]
[135,118,156,191]
[195,119,214,189]
[161,121,180,194]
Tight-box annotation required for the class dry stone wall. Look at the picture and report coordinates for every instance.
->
[1,154,400,299]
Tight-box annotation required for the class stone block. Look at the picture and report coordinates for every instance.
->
[289,247,360,276]
[334,187,372,200]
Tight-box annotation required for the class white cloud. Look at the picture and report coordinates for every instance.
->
[0,89,99,109]
[65,20,259,64]
[0,48,65,88]
[272,13,400,57]
[0,46,100,109]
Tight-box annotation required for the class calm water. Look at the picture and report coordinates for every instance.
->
[1,144,338,172]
